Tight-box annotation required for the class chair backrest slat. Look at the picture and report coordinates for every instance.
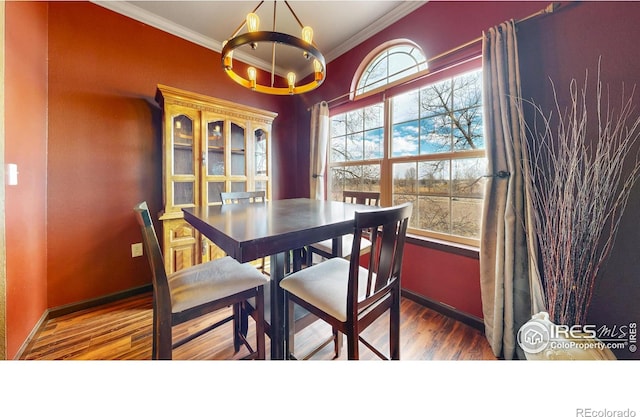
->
[220,191,266,205]
[342,190,380,206]
[347,203,412,317]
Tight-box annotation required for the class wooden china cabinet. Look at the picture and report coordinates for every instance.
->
[155,85,277,273]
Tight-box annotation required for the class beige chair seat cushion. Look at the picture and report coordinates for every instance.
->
[168,256,268,314]
[279,257,371,323]
[310,234,371,257]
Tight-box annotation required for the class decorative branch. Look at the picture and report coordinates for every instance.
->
[518,61,640,326]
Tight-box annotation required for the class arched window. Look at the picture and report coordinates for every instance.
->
[352,40,428,98]
[332,39,485,247]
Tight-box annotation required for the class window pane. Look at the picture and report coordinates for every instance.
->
[393,193,419,229]
[452,70,484,151]
[333,164,381,200]
[420,117,451,154]
[393,162,418,195]
[330,166,346,201]
[453,106,484,150]
[452,158,486,198]
[331,136,346,162]
[331,114,346,137]
[453,71,482,109]
[364,128,383,159]
[364,103,384,130]
[421,79,452,117]
[346,132,364,161]
[418,196,450,234]
[389,52,418,83]
[392,90,419,124]
[418,160,450,196]
[346,109,364,134]
[343,165,363,191]
[361,165,381,192]
[452,198,483,239]
[359,55,388,93]
[392,120,419,157]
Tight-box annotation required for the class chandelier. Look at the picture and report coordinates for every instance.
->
[221,1,326,95]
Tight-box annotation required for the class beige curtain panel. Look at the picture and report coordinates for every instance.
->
[309,101,330,200]
[479,20,545,360]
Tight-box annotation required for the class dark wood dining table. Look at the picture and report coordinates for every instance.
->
[182,197,377,360]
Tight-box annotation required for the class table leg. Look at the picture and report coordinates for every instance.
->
[332,236,342,257]
[269,252,286,360]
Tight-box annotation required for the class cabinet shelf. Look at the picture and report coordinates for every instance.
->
[174,142,193,149]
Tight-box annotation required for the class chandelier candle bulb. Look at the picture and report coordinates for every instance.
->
[301,26,313,43]
[302,26,313,58]
[313,59,323,81]
[248,67,257,89]
[246,13,260,32]
[287,72,296,94]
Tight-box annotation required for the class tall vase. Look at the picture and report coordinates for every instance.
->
[518,312,617,360]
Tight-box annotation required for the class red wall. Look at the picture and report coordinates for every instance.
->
[402,245,483,318]
[3,0,298,358]
[5,1,49,358]
[44,2,298,310]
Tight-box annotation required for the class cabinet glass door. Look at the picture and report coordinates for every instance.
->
[254,128,268,176]
[204,119,225,205]
[254,128,268,195]
[172,114,195,205]
[230,122,246,176]
[207,120,225,175]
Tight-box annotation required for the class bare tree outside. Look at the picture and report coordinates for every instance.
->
[392,69,485,239]
[330,69,486,241]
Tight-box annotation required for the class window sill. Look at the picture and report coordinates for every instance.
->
[406,233,480,260]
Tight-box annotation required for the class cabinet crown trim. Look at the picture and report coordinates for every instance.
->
[155,84,278,124]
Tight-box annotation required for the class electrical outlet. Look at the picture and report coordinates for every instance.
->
[131,243,143,257]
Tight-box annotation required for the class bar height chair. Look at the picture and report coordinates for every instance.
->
[134,201,268,360]
[281,203,412,360]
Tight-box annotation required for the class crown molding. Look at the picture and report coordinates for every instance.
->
[92,1,428,77]
[324,1,428,63]
[92,1,289,75]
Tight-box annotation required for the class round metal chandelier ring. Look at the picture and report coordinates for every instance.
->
[221,31,326,95]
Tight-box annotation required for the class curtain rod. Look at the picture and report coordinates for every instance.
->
[320,2,560,108]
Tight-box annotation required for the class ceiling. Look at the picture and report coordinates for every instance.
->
[93,1,428,79]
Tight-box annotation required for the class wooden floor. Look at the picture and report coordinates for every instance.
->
[20,292,497,360]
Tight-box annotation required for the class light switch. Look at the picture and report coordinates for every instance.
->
[7,164,18,186]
